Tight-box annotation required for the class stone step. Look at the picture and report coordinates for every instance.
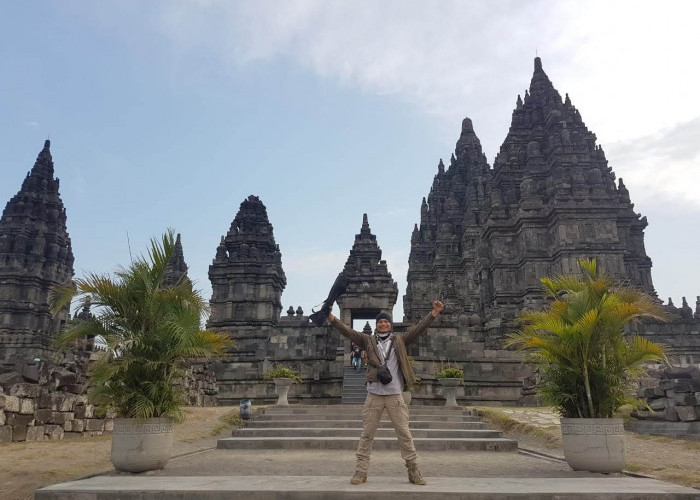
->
[217,436,518,451]
[262,407,472,415]
[232,428,503,438]
[245,420,488,429]
[253,414,480,422]
[35,476,700,499]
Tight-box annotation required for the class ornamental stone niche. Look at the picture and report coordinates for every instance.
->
[207,195,286,328]
[0,141,74,371]
[336,214,398,326]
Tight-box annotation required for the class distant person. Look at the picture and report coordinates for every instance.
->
[351,344,363,372]
[327,300,444,486]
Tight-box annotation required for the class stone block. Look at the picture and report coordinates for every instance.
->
[104,418,114,432]
[52,369,77,389]
[11,424,29,441]
[8,383,41,398]
[684,393,700,406]
[56,394,76,412]
[49,411,74,424]
[0,410,4,426]
[676,406,700,422]
[44,424,64,440]
[70,419,86,432]
[74,403,94,419]
[0,425,11,442]
[19,398,36,414]
[0,394,20,412]
[25,425,45,441]
[664,406,680,422]
[0,371,22,386]
[38,393,59,410]
[65,384,86,394]
[34,408,53,424]
[7,413,34,427]
[85,419,104,431]
[75,395,89,405]
[649,398,667,410]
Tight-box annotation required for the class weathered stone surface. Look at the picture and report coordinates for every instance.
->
[44,424,64,440]
[19,398,35,414]
[49,411,74,424]
[74,404,94,419]
[69,419,86,432]
[0,425,11,442]
[0,394,20,412]
[675,406,700,422]
[8,383,41,398]
[56,394,76,412]
[7,412,33,427]
[34,408,53,424]
[0,409,4,426]
[26,425,45,441]
[85,418,104,431]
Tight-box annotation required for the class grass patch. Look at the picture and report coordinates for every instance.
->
[210,409,243,436]
[476,407,561,449]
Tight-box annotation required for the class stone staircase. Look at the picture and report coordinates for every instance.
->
[340,365,367,404]
[218,405,517,451]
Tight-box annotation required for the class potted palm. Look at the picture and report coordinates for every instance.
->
[52,231,230,473]
[436,364,464,407]
[506,258,668,473]
[263,366,301,406]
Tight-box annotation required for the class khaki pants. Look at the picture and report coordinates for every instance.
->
[356,393,417,474]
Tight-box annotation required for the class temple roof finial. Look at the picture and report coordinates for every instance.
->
[534,56,543,72]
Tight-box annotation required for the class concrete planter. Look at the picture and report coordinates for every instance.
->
[274,378,293,406]
[401,390,412,405]
[438,378,461,407]
[111,418,174,473]
[560,417,626,473]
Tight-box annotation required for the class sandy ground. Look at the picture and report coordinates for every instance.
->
[477,407,700,489]
[0,407,237,500]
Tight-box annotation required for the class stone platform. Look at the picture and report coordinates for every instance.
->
[36,475,700,499]
[33,405,700,499]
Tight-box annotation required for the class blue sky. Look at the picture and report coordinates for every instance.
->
[2,1,700,322]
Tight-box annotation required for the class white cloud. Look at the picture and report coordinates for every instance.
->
[153,0,700,206]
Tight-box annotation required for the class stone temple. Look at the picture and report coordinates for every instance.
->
[1,58,700,408]
[0,140,74,372]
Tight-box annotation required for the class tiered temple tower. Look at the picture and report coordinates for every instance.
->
[163,233,189,287]
[404,57,654,328]
[336,214,398,325]
[207,195,286,328]
[0,140,74,368]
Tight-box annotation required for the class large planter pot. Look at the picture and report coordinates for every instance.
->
[274,377,293,406]
[401,390,412,406]
[560,417,626,473]
[111,418,174,473]
[438,378,461,407]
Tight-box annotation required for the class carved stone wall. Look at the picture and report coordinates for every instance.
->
[0,141,74,371]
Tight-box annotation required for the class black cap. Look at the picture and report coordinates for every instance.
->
[375,312,392,324]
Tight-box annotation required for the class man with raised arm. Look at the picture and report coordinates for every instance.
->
[327,300,445,486]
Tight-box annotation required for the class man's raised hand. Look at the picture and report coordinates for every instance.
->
[431,300,444,317]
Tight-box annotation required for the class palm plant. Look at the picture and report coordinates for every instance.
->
[52,230,231,422]
[506,258,668,418]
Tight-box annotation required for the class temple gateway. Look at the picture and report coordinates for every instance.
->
[2,58,699,408]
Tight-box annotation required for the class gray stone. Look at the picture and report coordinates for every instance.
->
[19,398,35,414]
[44,424,64,440]
[0,409,4,426]
[0,425,11,442]
[675,406,700,422]
[85,418,104,431]
[0,394,20,412]
[25,425,45,441]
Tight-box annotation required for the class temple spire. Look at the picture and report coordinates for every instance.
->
[163,233,189,287]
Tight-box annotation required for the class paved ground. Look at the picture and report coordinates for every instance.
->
[146,448,587,479]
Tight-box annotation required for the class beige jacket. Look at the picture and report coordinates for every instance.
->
[329,313,436,387]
